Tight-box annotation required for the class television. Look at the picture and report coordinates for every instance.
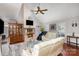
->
[0,19,4,34]
[26,20,33,25]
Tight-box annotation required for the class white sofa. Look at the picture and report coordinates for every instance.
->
[32,37,64,56]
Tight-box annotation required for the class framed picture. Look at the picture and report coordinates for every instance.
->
[49,24,56,31]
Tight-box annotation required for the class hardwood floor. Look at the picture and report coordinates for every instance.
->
[61,43,79,56]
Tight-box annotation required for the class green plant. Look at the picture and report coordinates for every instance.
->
[40,27,45,32]
[36,18,45,32]
[40,23,45,32]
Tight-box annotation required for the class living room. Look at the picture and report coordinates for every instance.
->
[0,3,79,56]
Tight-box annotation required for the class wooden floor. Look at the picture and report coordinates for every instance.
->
[60,43,79,56]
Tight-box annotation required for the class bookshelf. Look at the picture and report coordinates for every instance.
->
[25,28,35,38]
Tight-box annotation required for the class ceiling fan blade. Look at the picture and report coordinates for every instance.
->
[36,10,39,14]
[40,10,44,14]
[41,9,48,11]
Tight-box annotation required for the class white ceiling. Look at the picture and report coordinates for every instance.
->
[0,3,21,19]
[0,3,79,23]
[25,3,79,23]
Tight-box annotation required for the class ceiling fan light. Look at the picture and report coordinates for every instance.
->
[32,4,48,15]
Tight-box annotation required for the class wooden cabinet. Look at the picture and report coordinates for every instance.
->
[9,23,24,44]
[67,35,79,48]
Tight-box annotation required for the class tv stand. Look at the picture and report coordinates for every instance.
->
[25,28,35,38]
[27,28,35,38]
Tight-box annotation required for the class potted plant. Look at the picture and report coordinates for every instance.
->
[40,27,45,32]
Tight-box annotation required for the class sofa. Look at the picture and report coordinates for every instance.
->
[31,37,64,56]
[22,37,64,56]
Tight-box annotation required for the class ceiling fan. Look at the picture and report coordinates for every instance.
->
[32,4,48,15]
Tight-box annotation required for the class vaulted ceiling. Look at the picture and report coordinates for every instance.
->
[25,3,79,23]
[0,3,21,19]
[0,3,79,23]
